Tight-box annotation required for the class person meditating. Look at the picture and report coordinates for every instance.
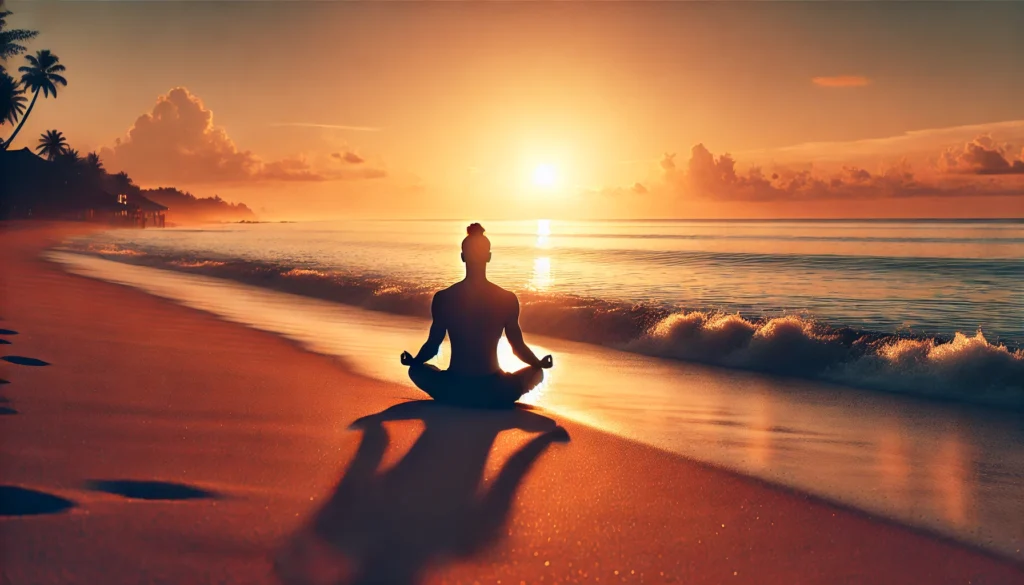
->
[400,223,553,408]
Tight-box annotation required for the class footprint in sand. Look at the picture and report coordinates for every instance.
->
[0,486,77,516]
[1,356,50,367]
[85,480,220,501]
[0,329,18,335]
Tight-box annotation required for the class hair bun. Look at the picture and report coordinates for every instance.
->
[466,223,486,236]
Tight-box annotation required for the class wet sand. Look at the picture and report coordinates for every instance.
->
[1,222,1021,584]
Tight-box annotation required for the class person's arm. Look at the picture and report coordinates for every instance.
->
[504,295,553,369]
[401,292,447,366]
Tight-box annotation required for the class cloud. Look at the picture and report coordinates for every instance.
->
[583,181,650,198]
[736,119,1024,166]
[602,143,1024,202]
[271,122,382,132]
[101,88,385,184]
[327,150,387,179]
[332,151,365,164]
[812,75,871,88]
[659,153,676,172]
[260,157,325,182]
[939,136,1024,175]
[682,143,1024,200]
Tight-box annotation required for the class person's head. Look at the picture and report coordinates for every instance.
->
[461,222,491,267]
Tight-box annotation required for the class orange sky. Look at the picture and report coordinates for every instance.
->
[5,1,1024,219]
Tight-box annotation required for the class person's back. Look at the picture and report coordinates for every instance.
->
[437,280,514,376]
[400,223,552,407]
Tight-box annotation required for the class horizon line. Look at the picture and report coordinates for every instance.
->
[259,217,1024,223]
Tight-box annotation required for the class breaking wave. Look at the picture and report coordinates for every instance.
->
[63,244,1024,408]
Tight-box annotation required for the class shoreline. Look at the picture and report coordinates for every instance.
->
[46,241,1024,414]
[58,226,1024,410]
[2,221,1022,584]
[38,241,1024,561]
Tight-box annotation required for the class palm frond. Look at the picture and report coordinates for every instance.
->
[0,70,26,125]
[0,8,38,60]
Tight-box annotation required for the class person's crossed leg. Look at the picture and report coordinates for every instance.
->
[408,362,544,409]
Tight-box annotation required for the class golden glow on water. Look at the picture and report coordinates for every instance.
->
[530,220,553,291]
[747,391,773,471]
[530,257,552,291]
[535,219,551,249]
[876,425,910,512]
[536,219,551,237]
[933,433,973,528]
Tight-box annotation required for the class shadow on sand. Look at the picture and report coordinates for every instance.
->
[86,479,220,501]
[1,356,50,367]
[0,486,76,516]
[275,400,569,585]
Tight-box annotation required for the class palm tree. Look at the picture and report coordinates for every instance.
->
[0,69,24,126]
[84,151,104,174]
[58,147,80,163]
[111,171,134,193]
[36,128,66,160]
[2,49,66,149]
[0,9,38,69]
[55,147,81,174]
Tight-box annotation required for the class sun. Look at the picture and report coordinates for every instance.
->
[532,164,559,189]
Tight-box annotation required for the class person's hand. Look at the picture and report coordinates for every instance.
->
[539,355,554,369]
[400,351,415,366]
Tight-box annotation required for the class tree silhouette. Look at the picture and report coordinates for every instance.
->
[0,9,38,67]
[0,69,24,126]
[84,151,104,174]
[3,49,67,149]
[35,128,67,160]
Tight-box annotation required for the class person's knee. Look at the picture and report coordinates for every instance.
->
[408,363,427,387]
[529,366,544,388]
[408,363,441,391]
[516,366,543,392]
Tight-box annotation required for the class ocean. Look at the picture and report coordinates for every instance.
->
[50,218,1023,559]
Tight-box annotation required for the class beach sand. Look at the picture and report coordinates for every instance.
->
[1,223,1021,585]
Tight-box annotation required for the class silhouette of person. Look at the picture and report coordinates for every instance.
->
[273,401,569,585]
[400,223,553,408]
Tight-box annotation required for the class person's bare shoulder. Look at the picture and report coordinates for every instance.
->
[432,286,453,309]
[500,286,519,312]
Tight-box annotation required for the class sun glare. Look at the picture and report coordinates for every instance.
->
[532,164,559,189]
[537,219,551,236]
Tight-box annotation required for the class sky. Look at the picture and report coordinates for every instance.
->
[4,1,1024,219]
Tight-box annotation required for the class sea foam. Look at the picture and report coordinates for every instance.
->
[64,244,1024,408]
